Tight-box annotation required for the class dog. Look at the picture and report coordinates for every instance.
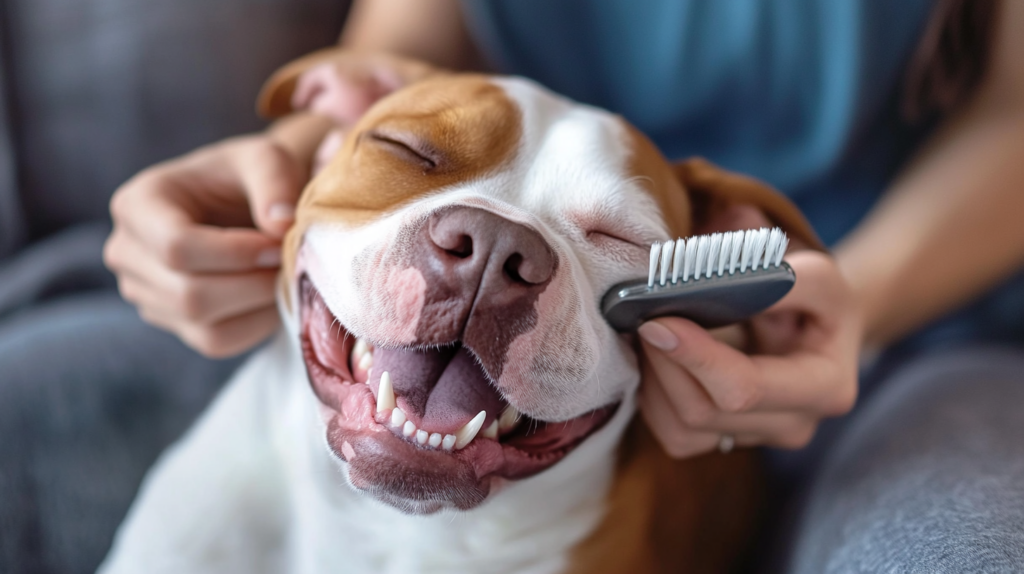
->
[100,49,822,574]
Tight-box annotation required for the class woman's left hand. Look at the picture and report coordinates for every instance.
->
[637,249,861,457]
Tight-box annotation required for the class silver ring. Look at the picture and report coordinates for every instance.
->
[718,433,735,454]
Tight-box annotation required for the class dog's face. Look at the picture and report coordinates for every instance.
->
[263,61,818,514]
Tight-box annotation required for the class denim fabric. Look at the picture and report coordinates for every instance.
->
[785,348,1024,573]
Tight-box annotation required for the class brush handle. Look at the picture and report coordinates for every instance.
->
[601,263,796,332]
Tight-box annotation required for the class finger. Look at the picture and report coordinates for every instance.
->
[681,410,818,450]
[110,230,278,320]
[142,305,281,359]
[112,180,282,273]
[768,251,855,334]
[641,317,854,414]
[642,341,819,449]
[641,340,719,428]
[638,363,722,458]
[232,139,303,239]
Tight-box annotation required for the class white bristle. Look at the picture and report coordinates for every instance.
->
[683,238,697,281]
[648,242,661,287]
[765,228,783,269]
[717,232,731,276]
[707,233,723,278]
[775,233,789,266]
[659,239,674,285]
[740,230,755,272]
[694,236,710,281]
[729,230,743,274]
[672,238,685,283]
[650,227,788,288]
[751,228,769,270]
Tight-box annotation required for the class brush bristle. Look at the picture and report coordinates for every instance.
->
[647,227,789,287]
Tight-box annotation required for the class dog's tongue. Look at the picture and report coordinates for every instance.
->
[371,344,506,434]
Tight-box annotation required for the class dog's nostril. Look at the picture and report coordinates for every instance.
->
[442,234,473,258]
[503,253,527,284]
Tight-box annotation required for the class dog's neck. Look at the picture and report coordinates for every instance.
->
[268,330,636,573]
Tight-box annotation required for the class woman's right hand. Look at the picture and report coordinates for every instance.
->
[104,134,304,358]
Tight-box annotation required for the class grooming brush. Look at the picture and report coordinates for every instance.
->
[602,227,794,332]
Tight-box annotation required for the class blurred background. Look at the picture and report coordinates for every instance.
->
[0,1,347,571]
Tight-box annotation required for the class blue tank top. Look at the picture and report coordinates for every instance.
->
[461,0,934,245]
[461,0,1024,348]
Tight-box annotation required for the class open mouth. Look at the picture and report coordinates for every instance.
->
[298,275,617,512]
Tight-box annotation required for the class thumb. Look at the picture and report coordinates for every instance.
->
[234,138,304,239]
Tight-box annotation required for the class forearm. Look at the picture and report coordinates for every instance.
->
[837,104,1024,348]
[836,1,1024,349]
[341,0,480,70]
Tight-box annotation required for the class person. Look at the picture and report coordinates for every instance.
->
[98,0,1024,571]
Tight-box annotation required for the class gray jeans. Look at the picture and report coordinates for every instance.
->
[0,225,244,573]
[1,228,1022,573]
[785,348,1024,573]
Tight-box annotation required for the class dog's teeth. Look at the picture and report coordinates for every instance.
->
[376,371,396,413]
[442,434,456,451]
[390,407,406,428]
[353,339,368,359]
[454,411,487,450]
[358,352,373,371]
[482,420,498,440]
[415,429,429,445]
[498,405,521,433]
[402,421,416,437]
[428,433,443,448]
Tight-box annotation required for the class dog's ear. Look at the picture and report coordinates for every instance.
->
[673,158,825,252]
[257,48,442,123]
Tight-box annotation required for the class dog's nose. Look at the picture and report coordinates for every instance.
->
[426,206,555,289]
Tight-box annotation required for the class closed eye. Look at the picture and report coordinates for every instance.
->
[585,230,644,249]
[365,130,439,171]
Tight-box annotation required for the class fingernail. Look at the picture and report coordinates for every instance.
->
[256,248,282,268]
[638,321,678,351]
[268,203,295,222]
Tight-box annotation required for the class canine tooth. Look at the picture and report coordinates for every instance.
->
[390,407,406,428]
[358,352,373,371]
[416,429,429,445]
[428,433,443,448]
[498,405,521,432]
[402,421,416,437]
[442,434,456,451]
[376,371,396,413]
[455,411,487,450]
[482,420,498,440]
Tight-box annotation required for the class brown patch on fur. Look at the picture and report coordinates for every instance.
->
[566,420,765,574]
[280,75,523,303]
[624,126,823,251]
[624,125,694,239]
[674,158,825,252]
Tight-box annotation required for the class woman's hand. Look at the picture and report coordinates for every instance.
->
[104,135,304,358]
[637,250,861,457]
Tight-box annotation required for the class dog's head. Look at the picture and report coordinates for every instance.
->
[261,52,820,514]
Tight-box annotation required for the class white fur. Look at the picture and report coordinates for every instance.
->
[99,77,672,574]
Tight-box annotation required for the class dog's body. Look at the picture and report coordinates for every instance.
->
[101,52,818,574]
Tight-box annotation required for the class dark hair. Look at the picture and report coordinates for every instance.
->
[902,0,1000,122]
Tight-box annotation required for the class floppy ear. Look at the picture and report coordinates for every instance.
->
[673,158,825,252]
[257,48,442,122]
